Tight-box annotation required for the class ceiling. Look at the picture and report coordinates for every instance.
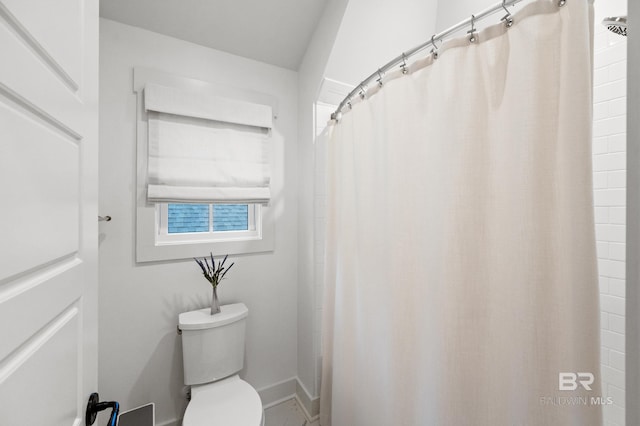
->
[99,0,329,70]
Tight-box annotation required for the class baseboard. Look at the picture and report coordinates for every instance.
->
[295,378,320,421]
[257,376,298,409]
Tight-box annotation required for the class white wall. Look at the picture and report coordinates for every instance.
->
[324,0,439,86]
[99,19,299,426]
[593,3,628,426]
[435,0,493,30]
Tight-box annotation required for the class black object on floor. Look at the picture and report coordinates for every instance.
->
[118,403,155,426]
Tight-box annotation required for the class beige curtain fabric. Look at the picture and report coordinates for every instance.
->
[321,1,601,425]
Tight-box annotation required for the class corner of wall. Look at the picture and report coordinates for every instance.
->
[296,0,350,399]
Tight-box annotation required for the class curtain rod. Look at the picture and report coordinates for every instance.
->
[330,0,567,121]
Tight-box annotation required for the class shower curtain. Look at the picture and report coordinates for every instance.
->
[321,1,601,425]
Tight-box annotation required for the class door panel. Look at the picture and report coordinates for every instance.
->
[0,306,80,426]
[0,0,82,88]
[0,100,80,281]
[0,260,81,361]
[0,5,85,137]
[0,0,98,425]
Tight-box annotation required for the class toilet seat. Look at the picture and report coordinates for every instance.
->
[183,375,264,426]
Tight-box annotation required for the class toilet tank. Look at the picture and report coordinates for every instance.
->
[179,303,248,386]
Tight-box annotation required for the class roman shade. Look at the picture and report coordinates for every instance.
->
[144,83,272,204]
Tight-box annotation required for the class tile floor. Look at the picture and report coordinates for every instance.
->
[264,398,319,426]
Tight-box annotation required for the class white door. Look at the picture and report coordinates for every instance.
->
[0,0,99,425]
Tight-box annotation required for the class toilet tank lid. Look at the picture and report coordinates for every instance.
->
[179,303,248,330]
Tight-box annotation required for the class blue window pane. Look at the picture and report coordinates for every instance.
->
[168,204,209,233]
[213,204,248,231]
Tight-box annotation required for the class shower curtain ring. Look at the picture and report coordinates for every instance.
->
[558,0,566,6]
[377,69,384,87]
[430,35,440,59]
[400,53,408,74]
[359,84,367,99]
[468,15,477,43]
[501,1,514,27]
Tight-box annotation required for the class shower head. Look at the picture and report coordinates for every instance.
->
[602,16,627,37]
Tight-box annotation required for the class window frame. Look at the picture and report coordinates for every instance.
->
[156,203,261,245]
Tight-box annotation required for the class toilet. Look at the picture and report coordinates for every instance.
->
[179,303,264,426]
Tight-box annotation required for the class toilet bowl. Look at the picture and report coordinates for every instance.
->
[179,304,264,426]
[182,375,264,426]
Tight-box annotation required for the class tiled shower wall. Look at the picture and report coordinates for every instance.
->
[313,102,333,394]
[593,22,627,426]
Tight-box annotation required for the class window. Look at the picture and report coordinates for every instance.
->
[156,203,260,244]
[134,69,275,262]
